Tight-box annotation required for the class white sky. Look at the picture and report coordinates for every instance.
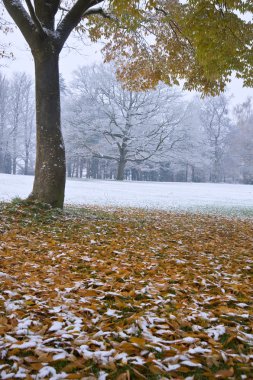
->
[1,23,253,110]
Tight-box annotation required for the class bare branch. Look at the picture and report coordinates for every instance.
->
[80,142,119,162]
[56,0,104,50]
[2,0,36,47]
[24,0,46,38]
[83,7,113,19]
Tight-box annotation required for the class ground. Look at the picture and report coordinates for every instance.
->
[1,174,253,216]
[0,201,252,379]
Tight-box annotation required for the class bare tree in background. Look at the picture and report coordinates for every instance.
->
[232,98,253,183]
[64,65,188,180]
[9,72,35,174]
[21,76,35,175]
[200,95,232,182]
[0,72,10,173]
[0,71,35,174]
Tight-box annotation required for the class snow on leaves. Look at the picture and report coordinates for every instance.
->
[0,203,252,379]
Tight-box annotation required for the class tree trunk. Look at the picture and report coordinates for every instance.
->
[29,53,66,208]
[191,165,195,182]
[116,160,126,181]
[12,131,17,174]
[67,159,72,178]
[0,118,4,173]
[24,150,29,175]
[185,164,188,182]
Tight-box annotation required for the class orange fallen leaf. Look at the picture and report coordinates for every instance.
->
[116,371,131,380]
[215,367,234,378]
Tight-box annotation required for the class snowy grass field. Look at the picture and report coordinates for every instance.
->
[0,173,253,216]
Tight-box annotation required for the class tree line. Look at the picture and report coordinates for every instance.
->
[0,72,35,175]
[1,65,253,184]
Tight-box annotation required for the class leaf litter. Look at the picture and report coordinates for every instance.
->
[0,201,252,379]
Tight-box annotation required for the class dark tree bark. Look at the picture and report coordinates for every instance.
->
[116,140,127,180]
[116,159,126,180]
[29,52,66,207]
[12,132,17,174]
[24,151,29,175]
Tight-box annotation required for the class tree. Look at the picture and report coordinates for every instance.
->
[9,73,33,174]
[65,64,187,180]
[14,73,35,175]
[1,0,252,207]
[200,95,232,182]
[2,0,108,207]
[169,98,209,182]
[231,98,253,183]
[0,7,12,59]
[0,72,11,173]
[95,1,253,93]
[0,71,36,174]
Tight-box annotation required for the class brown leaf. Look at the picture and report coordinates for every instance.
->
[215,368,234,378]
[30,363,43,371]
[129,337,146,347]
[116,371,130,380]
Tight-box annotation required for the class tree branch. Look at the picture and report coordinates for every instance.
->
[83,7,114,20]
[24,0,46,38]
[2,0,36,47]
[56,0,104,50]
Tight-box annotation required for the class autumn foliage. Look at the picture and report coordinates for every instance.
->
[87,0,253,95]
[0,202,252,379]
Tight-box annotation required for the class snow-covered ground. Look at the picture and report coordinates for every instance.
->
[0,173,253,213]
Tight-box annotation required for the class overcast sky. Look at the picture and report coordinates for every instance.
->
[1,23,253,110]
